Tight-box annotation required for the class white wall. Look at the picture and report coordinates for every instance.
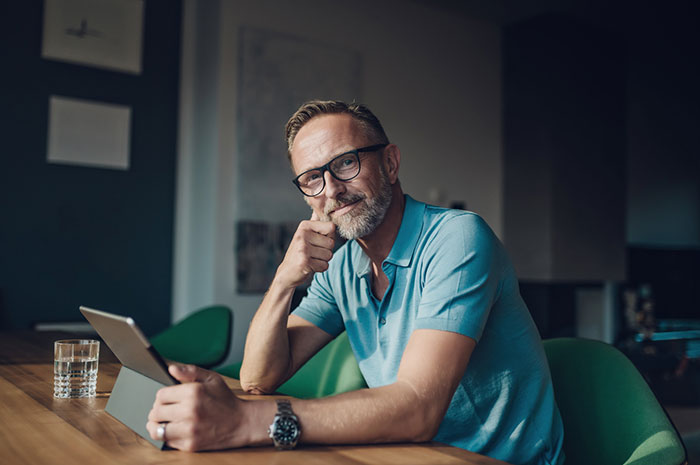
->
[174,0,503,365]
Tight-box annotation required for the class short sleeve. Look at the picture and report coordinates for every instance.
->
[414,214,502,342]
[292,269,345,337]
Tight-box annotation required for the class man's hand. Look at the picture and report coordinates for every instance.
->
[274,211,335,289]
[147,364,250,451]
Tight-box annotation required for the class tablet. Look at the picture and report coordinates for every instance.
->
[79,306,178,386]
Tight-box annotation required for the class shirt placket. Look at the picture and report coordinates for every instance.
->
[377,262,397,347]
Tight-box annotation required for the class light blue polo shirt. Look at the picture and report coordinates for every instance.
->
[293,195,564,465]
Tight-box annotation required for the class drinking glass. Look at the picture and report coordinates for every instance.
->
[53,339,100,398]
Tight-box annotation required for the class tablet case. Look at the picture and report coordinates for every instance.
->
[106,365,168,449]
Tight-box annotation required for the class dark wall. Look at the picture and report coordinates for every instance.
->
[503,14,627,282]
[504,4,700,336]
[625,1,700,247]
[0,1,181,335]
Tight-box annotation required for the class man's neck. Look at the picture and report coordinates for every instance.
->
[355,185,405,267]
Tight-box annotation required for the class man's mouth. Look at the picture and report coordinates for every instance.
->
[330,199,361,217]
[326,196,364,218]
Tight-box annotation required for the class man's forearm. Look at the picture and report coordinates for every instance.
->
[239,329,474,449]
[149,330,472,452]
[243,381,441,447]
[241,214,336,393]
[240,280,295,394]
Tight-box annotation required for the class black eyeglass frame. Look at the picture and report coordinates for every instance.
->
[292,144,388,197]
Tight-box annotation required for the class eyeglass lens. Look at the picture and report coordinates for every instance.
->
[296,152,360,196]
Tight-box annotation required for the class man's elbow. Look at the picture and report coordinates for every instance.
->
[239,368,277,395]
[409,410,443,443]
[402,397,446,443]
[240,380,269,395]
[394,381,446,442]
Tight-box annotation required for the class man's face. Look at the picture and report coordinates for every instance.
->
[290,114,393,240]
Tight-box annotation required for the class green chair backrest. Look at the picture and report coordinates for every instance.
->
[543,337,686,465]
[151,305,232,368]
[217,331,367,399]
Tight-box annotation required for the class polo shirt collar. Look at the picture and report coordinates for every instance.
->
[352,195,425,278]
[353,245,372,278]
[384,195,424,267]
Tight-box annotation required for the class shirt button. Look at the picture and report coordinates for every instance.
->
[379,317,386,325]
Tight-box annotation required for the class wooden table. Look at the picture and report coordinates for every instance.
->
[0,331,509,465]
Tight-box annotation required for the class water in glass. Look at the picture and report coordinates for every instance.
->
[53,339,99,398]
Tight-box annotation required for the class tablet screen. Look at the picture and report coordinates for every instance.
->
[79,306,178,386]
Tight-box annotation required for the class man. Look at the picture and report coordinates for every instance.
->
[147,100,564,465]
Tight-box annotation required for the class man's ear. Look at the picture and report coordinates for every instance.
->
[383,144,401,184]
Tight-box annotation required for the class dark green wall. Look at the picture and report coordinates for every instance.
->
[0,1,181,335]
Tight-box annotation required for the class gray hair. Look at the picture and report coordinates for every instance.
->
[284,100,389,159]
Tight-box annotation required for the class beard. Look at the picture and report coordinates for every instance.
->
[319,171,393,240]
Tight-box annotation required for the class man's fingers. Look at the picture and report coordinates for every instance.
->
[154,375,217,405]
[153,420,199,451]
[307,210,336,238]
[307,218,336,237]
[276,214,337,288]
[169,364,219,384]
[306,244,333,262]
[146,420,161,441]
[168,363,197,382]
[308,257,331,273]
[322,221,336,240]
[154,384,192,404]
[148,401,181,423]
[304,230,335,251]
[147,419,175,439]
[146,419,189,448]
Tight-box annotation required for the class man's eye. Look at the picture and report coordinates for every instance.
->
[334,157,356,170]
[300,172,321,185]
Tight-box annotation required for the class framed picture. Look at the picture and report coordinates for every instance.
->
[47,95,132,171]
[41,0,144,74]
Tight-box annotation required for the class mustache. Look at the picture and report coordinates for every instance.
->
[324,193,366,216]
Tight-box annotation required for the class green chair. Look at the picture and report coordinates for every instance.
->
[543,337,687,465]
[217,330,367,399]
[151,305,232,368]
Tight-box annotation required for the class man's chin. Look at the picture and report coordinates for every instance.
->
[335,215,375,240]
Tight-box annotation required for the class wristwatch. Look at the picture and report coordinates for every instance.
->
[268,399,301,450]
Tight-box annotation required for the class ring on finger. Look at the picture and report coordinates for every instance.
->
[156,422,167,441]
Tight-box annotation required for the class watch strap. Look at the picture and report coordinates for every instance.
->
[276,399,294,415]
[269,399,301,450]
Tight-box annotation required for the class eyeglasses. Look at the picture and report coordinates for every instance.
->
[292,144,387,197]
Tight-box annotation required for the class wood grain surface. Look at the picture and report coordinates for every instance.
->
[0,331,510,465]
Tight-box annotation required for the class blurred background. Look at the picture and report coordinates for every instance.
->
[1,0,699,431]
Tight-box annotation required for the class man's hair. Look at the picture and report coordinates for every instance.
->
[284,100,390,159]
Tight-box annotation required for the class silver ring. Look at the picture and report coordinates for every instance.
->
[156,422,167,441]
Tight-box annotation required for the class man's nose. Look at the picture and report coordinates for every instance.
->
[323,170,346,199]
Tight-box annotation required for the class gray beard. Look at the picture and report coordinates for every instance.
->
[321,174,393,240]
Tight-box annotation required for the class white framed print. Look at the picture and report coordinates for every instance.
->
[41,0,144,74]
[47,95,132,170]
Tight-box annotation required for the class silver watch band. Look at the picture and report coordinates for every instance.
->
[276,399,294,415]
[269,398,301,450]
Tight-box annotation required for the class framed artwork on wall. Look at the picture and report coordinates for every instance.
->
[234,27,362,294]
[47,95,132,170]
[236,26,362,223]
[41,0,144,74]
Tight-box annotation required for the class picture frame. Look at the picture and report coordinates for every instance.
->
[47,95,132,171]
[41,0,144,74]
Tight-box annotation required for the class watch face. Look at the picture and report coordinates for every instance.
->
[273,416,300,445]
